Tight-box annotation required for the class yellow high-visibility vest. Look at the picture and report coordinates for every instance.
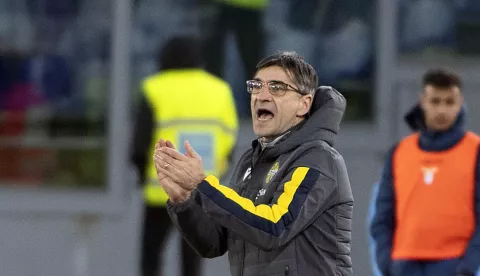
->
[142,69,238,206]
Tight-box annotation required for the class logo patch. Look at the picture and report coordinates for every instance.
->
[422,167,438,185]
[265,162,280,184]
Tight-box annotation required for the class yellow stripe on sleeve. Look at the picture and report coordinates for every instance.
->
[203,167,310,223]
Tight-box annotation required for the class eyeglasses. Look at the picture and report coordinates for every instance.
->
[246,80,303,96]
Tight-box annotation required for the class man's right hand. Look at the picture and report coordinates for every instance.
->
[153,139,192,203]
[154,141,206,191]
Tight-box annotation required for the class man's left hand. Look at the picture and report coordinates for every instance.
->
[154,140,206,190]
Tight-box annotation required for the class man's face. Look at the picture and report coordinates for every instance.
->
[250,66,312,141]
[420,84,463,131]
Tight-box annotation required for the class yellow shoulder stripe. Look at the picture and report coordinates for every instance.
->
[203,167,310,223]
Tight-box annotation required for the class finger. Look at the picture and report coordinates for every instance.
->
[155,150,185,168]
[165,140,176,149]
[156,170,168,182]
[153,150,164,161]
[184,141,194,158]
[153,153,171,170]
[154,155,166,174]
[160,177,187,201]
[153,151,170,173]
[185,140,202,160]
[154,155,195,189]
[155,139,166,150]
[160,146,189,161]
[154,161,169,176]
[154,160,182,183]
[153,152,168,169]
[153,153,184,181]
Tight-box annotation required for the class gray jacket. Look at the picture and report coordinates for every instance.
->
[167,86,354,276]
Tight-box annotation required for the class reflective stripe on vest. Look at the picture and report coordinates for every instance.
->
[157,119,237,136]
[392,131,480,260]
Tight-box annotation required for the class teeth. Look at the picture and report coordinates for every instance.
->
[257,114,273,121]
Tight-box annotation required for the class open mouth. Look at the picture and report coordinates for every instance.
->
[256,108,275,121]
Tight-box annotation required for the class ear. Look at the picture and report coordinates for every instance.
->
[419,92,426,110]
[296,94,313,117]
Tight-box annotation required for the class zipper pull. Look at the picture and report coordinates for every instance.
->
[284,265,289,275]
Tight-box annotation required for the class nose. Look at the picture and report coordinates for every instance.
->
[437,103,449,115]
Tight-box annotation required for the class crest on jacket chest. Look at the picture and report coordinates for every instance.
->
[421,166,438,185]
[265,161,280,184]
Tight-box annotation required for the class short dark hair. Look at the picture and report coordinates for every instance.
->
[158,35,203,70]
[256,51,318,95]
[422,68,462,89]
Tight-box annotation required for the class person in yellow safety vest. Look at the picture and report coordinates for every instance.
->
[130,35,239,276]
[202,0,269,117]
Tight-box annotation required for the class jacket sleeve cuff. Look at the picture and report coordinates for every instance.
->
[166,189,198,213]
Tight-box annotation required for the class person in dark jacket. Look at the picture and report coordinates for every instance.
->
[153,51,354,276]
[369,68,480,276]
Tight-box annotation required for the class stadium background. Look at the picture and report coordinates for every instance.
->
[1,0,480,275]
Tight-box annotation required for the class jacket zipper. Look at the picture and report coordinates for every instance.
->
[239,172,250,276]
[240,241,245,275]
[240,147,266,276]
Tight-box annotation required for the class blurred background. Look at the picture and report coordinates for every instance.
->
[1,0,480,275]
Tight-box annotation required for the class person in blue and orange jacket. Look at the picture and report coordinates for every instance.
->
[369,68,480,276]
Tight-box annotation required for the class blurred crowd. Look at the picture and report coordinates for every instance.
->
[2,0,480,125]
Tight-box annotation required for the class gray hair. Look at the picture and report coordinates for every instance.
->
[255,51,318,95]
